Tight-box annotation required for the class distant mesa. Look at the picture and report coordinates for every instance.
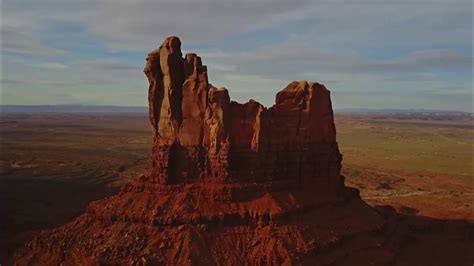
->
[0,105,148,113]
[14,36,472,265]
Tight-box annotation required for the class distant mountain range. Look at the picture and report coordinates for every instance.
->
[0,105,471,115]
[336,108,471,115]
[0,105,148,113]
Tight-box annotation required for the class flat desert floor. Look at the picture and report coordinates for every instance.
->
[1,112,472,261]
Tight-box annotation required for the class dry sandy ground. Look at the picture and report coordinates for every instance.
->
[1,112,472,261]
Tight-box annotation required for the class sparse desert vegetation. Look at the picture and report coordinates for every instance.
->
[1,111,472,261]
[336,113,473,220]
[0,113,151,259]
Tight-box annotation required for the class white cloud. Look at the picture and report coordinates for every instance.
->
[35,62,70,69]
[87,0,472,52]
[1,0,472,111]
[202,43,472,80]
[2,28,65,55]
[4,0,471,51]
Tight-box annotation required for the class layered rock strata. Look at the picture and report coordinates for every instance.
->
[14,37,473,266]
[145,36,342,193]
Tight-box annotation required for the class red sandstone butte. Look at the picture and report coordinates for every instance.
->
[13,37,474,266]
[145,36,341,189]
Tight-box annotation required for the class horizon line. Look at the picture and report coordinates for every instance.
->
[0,104,471,114]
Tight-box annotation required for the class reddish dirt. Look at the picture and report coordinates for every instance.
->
[12,37,474,265]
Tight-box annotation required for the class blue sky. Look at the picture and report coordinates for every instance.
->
[2,0,473,111]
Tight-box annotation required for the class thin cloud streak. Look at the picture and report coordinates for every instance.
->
[2,29,66,55]
[1,0,472,111]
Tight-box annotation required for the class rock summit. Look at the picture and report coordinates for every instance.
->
[15,37,472,266]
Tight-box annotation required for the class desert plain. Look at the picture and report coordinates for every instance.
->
[1,110,472,262]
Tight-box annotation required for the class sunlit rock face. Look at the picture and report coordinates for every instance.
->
[145,37,342,192]
[16,37,393,266]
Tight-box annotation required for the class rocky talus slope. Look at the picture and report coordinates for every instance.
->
[13,37,473,266]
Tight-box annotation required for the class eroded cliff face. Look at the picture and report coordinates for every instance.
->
[145,37,228,184]
[145,36,342,192]
[17,36,471,266]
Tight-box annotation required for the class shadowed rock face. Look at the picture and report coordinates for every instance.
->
[145,37,342,191]
[14,36,473,266]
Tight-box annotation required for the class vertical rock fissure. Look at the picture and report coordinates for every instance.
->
[144,37,342,191]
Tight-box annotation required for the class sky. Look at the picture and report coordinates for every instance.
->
[1,0,473,111]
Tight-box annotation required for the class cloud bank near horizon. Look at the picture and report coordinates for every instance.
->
[2,0,473,111]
